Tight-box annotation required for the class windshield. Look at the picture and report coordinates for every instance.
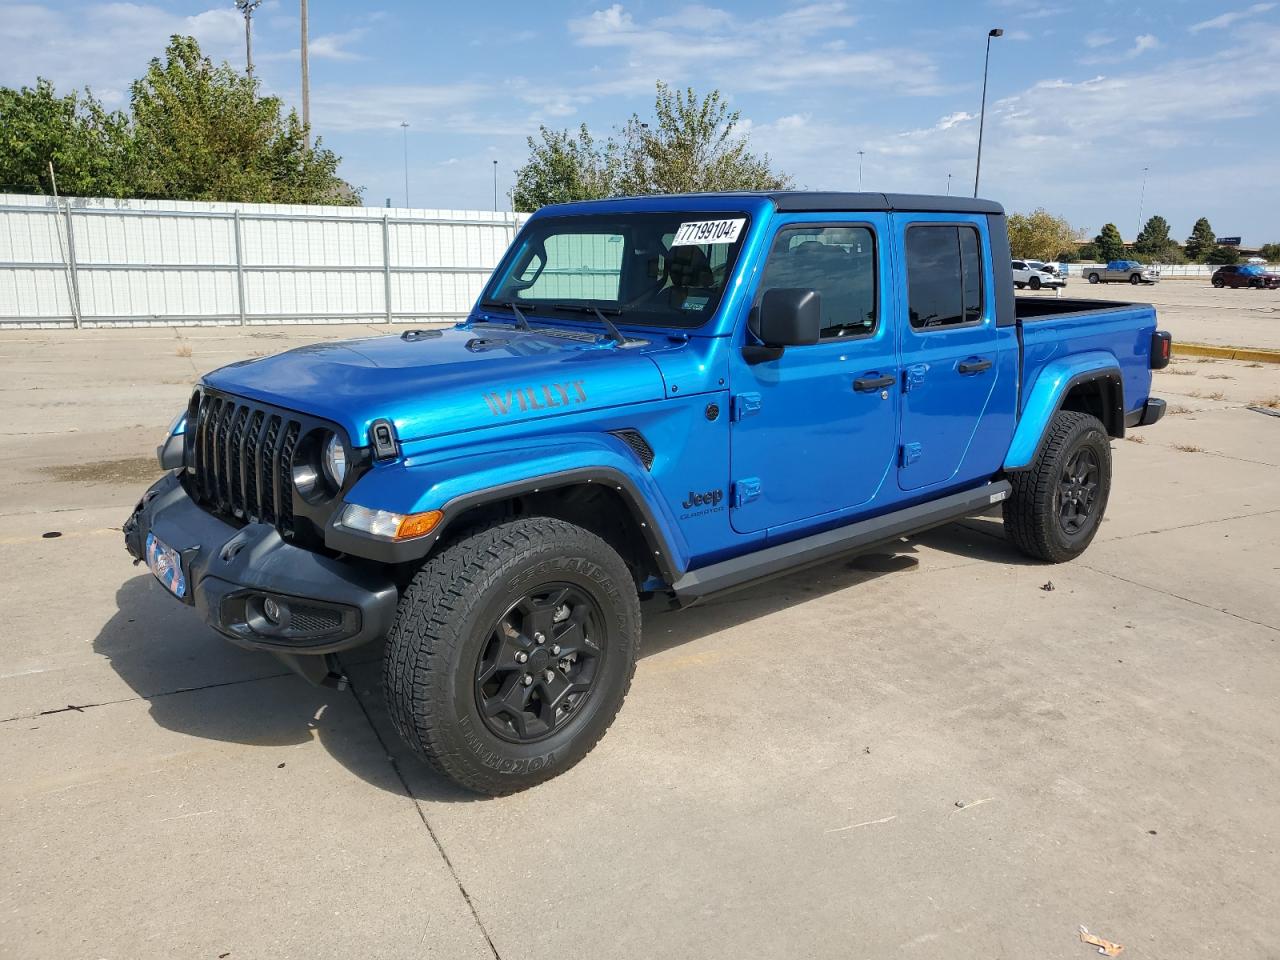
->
[481,212,750,328]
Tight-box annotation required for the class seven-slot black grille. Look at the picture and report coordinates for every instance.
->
[186,389,312,538]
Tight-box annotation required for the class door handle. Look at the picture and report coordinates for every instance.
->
[957,357,992,374]
[853,374,895,392]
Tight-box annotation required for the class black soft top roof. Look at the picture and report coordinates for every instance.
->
[764,191,1003,215]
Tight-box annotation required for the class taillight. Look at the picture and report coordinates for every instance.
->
[1151,331,1172,370]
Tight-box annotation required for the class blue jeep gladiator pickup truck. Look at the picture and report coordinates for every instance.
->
[125,191,1170,794]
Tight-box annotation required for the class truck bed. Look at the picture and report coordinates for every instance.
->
[1014,296,1159,423]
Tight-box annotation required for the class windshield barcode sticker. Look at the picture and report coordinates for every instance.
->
[672,218,746,246]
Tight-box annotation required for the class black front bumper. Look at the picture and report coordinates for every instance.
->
[124,473,399,673]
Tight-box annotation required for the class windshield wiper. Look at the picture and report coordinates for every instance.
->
[545,302,628,346]
[478,299,533,331]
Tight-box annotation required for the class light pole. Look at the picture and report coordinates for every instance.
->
[857,150,864,189]
[947,172,953,195]
[400,122,410,208]
[493,160,498,212]
[1136,166,1150,238]
[235,0,262,79]
[300,0,310,147]
[973,27,1003,198]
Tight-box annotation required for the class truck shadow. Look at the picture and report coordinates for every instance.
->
[97,519,1030,803]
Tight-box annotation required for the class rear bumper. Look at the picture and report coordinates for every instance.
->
[1124,397,1167,428]
[124,472,399,664]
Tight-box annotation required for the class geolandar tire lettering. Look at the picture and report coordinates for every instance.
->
[382,516,641,796]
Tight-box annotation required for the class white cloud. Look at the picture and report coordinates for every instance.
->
[1084,31,1115,48]
[565,3,941,97]
[1189,3,1276,33]
[1128,34,1159,57]
[0,3,244,92]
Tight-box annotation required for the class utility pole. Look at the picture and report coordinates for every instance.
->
[492,160,498,212]
[857,150,864,190]
[974,28,1004,198]
[400,122,410,207]
[235,0,262,79]
[1136,166,1150,239]
[300,0,311,147]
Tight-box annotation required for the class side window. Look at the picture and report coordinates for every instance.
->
[758,225,877,339]
[905,225,985,330]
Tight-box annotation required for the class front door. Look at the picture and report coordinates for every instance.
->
[728,216,899,534]
[894,216,1001,491]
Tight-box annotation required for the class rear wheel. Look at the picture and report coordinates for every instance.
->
[1088,272,1101,284]
[1003,410,1112,563]
[383,516,641,795]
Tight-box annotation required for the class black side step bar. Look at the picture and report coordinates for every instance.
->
[672,481,1012,602]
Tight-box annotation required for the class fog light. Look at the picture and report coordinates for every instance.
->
[263,596,282,624]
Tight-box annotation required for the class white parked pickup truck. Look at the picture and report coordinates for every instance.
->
[1012,259,1066,290]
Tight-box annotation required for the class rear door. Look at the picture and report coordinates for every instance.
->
[727,215,898,533]
[894,216,1001,491]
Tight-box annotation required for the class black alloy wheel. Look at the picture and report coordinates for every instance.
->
[1056,447,1100,536]
[475,584,604,742]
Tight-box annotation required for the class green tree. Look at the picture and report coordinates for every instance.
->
[510,125,616,212]
[1184,217,1216,262]
[511,82,790,211]
[129,37,356,204]
[1133,214,1182,262]
[1206,245,1240,265]
[1093,223,1125,262]
[0,79,132,196]
[1007,208,1080,262]
[1257,242,1280,263]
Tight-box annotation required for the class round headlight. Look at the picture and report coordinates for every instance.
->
[323,434,347,488]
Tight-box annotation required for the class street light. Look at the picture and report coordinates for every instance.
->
[493,160,498,212]
[234,0,262,79]
[973,27,1003,198]
[400,122,410,208]
[1137,166,1150,237]
[857,150,865,190]
[947,172,953,195]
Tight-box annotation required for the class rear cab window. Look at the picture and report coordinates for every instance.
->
[905,225,985,330]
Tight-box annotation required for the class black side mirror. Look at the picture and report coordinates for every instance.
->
[744,288,822,364]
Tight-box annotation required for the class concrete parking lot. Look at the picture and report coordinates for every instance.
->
[2,293,1278,958]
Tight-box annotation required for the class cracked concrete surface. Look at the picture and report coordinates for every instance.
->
[0,320,1277,959]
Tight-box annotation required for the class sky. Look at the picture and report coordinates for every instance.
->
[2,1,1278,243]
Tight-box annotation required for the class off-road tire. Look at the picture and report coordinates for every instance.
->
[383,516,641,795]
[1003,410,1112,563]
[1088,272,1101,284]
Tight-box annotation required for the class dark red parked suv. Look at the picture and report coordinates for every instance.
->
[1212,265,1280,289]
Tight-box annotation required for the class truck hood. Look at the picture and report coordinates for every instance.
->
[202,325,668,445]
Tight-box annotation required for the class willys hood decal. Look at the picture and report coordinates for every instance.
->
[202,325,667,446]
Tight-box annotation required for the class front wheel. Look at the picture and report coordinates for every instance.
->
[383,516,641,795]
[1029,276,1042,290]
[1212,278,1225,288]
[1003,410,1112,563]
[1129,273,1141,285]
[1088,273,1101,284]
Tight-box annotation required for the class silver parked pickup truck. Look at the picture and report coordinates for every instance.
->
[1083,260,1161,285]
